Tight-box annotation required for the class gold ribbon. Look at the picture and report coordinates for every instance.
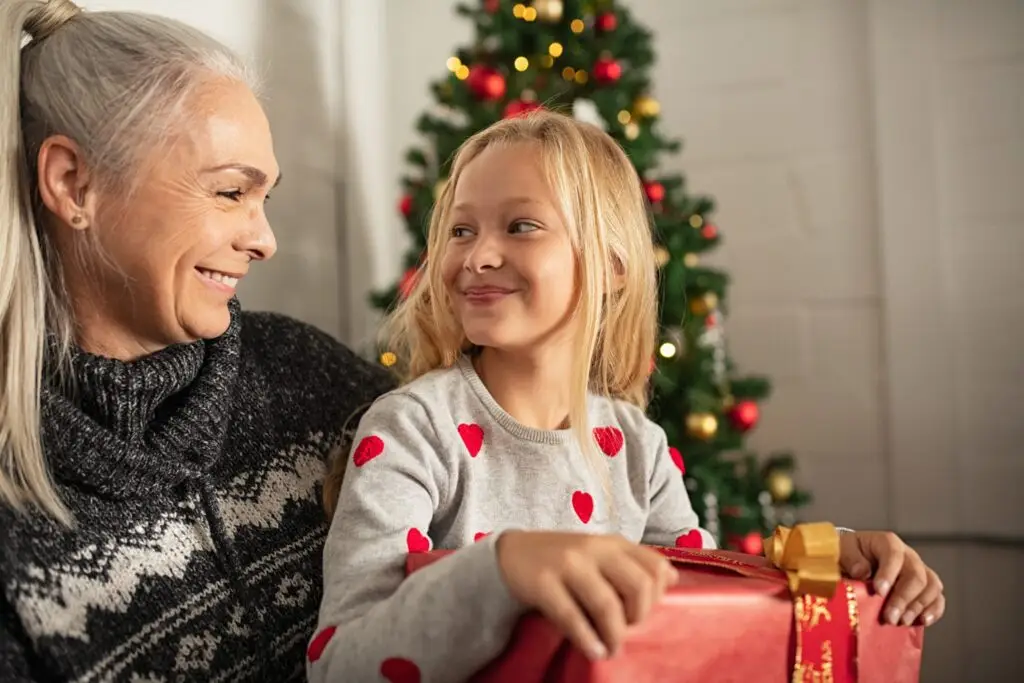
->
[763,522,841,598]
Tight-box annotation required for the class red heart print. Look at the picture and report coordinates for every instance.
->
[352,435,384,467]
[406,528,430,553]
[572,491,594,524]
[593,426,624,457]
[306,626,336,662]
[380,657,421,683]
[458,423,484,457]
[474,532,490,542]
[675,530,703,549]
[669,446,686,474]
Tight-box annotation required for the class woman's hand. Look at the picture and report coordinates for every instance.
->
[495,531,677,660]
[839,531,946,627]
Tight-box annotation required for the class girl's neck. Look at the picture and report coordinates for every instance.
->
[473,345,573,431]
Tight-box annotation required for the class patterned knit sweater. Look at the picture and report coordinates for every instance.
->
[0,301,395,682]
[309,356,714,683]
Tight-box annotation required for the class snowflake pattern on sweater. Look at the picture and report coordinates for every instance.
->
[309,356,714,683]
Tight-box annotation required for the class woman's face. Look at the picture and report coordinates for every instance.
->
[65,78,280,358]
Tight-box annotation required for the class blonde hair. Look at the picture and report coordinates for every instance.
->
[1,0,257,523]
[382,110,658,476]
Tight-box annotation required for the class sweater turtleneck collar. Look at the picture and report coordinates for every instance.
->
[41,299,243,499]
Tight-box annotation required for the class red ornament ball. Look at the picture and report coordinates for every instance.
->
[467,65,506,101]
[729,400,760,432]
[593,56,622,84]
[595,12,617,33]
[702,224,719,240]
[398,267,420,299]
[503,99,542,119]
[398,194,413,217]
[739,532,763,556]
[644,180,665,203]
[483,0,500,13]
[705,313,717,328]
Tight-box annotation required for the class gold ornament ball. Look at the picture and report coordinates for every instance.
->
[689,291,719,316]
[633,94,661,118]
[686,412,718,440]
[533,0,564,22]
[654,246,670,267]
[767,470,794,502]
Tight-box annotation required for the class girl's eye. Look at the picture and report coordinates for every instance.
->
[510,221,539,234]
[451,226,472,238]
[218,190,244,202]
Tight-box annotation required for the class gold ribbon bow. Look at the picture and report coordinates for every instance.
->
[763,522,841,598]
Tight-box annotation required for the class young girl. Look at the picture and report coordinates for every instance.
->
[308,111,945,683]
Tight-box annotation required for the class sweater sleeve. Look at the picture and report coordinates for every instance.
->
[0,599,38,682]
[307,393,525,683]
[640,421,717,550]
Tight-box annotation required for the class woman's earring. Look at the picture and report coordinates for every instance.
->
[70,215,83,225]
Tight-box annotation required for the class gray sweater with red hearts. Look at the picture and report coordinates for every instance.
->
[309,356,713,683]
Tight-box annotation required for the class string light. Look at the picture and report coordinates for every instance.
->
[571,18,585,33]
[455,65,470,80]
[659,342,677,358]
[562,66,575,80]
[617,110,631,124]
[690,215,704,228]
[514,56,529,71]
[574,69,588,84]
[446,57,462,72]
[539,55,554,68]
[684,253,699,267]
[548,42,563,57]
[523,6,537,21]
[624,122,639,140]
[513,3,526,18]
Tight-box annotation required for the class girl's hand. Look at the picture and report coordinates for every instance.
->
[839,531,946,627]
[495,531,677,660]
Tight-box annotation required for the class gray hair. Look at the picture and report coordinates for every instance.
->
[0,0,259,523]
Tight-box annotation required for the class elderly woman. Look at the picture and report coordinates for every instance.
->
[0,1,394,680]
[1,1,945,682]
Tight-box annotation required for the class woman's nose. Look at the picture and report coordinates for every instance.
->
[238,215,278,261]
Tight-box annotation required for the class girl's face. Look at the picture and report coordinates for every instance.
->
[441,142,578,354]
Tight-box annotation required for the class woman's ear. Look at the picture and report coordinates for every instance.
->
[36,134,96,231]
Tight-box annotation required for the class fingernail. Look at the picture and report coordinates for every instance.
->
[875,580,891,597]
[901,611,917,626]
[588,642,608,660]
[923,614,935,626]
[886,608,901,625]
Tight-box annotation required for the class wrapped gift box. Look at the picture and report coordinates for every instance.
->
[405,524,924,683]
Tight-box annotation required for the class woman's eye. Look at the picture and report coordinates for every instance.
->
[510,221,538,233]
[218,190,244,202]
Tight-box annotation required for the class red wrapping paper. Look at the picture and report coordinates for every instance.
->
[406,547,923,683]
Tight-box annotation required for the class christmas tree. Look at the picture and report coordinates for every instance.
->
[370,0,811,552]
